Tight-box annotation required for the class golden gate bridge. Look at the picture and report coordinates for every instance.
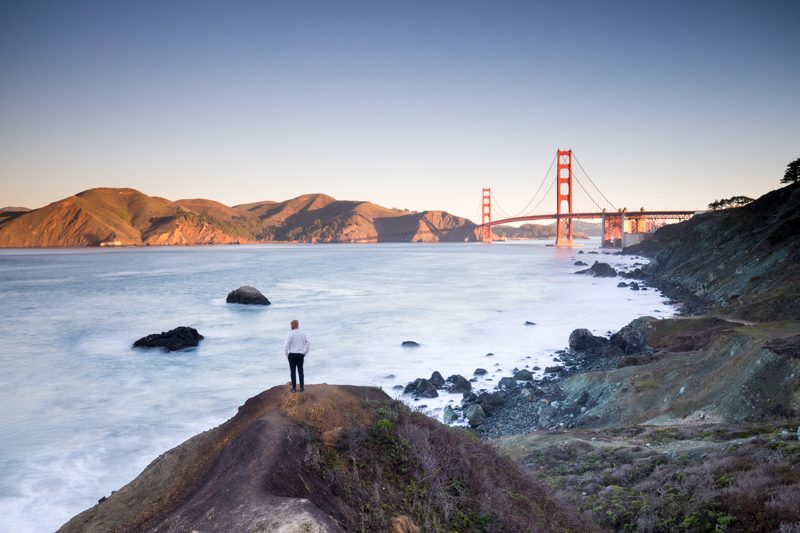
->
[479,149,698,247]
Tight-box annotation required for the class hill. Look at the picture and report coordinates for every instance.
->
[58,385,593,532]
[0,189,480,247]
[627,181,800,321]
[492,220,600,240]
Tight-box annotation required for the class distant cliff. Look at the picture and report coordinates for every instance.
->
[627,182,800,321]
[0,188,480,247]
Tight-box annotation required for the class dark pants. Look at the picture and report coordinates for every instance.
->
[288,353,305,390]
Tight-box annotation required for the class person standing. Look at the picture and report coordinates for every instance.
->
[284,319,310,392]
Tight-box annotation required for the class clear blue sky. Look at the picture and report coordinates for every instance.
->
[1,0,798,220]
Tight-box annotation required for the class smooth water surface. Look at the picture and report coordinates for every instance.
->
[0,241,673,532]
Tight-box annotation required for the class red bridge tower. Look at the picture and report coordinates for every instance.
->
[481,187,492,243]
[555,149,574,246]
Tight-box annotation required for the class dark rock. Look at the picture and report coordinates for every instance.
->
[392,385,404,390]
[133,326,204,351]
[477,392,505,414]
[532,366,541,371]
[225,286,270,305]
[485,352,495,357]
[587,261,617,277]
[498,377,518,390]
[524,321,537,326]
[574,260,588,266]
[445,374,472,394]
[442,405,459,424]
[568,328,608,352]
[464,404,486,427]
[610,317,653,354]
[403,378,438,398]
[401,341,420,348]
[473,368,488,376]
[544,365,565,374]
[629,282,641,291]
[429,371,445,388]
[576,390,590,407]
[617,282,629,287]
[383,374,395,379]
[578,250,584,254]
[462,392,478,404]
[512,369,534,381]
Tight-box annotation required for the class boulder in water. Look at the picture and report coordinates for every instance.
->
[401,340,420,348]
[575,261,618,277]
[445,374,472,394]
[133,326,204,351]
[226,286,271,305]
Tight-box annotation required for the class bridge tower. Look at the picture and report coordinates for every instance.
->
[481,187,492,243]
[555,149,574,246]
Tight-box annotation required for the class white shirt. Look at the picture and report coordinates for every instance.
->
[284,329,310,356]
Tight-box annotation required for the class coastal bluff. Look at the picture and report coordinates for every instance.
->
[59,384,592,533]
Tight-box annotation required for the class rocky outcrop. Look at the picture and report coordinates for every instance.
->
[58,385,593,532]
[133,326,204,351]
[226,286,271,305]
[627,182,800,321]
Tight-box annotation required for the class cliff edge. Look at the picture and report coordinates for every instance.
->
[59,384,592,533]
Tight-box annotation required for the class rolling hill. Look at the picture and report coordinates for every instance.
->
[0,188,481,247]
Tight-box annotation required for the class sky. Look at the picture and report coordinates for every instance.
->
[1,0,798,220]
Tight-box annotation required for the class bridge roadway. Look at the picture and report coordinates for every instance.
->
[483,211,698,227]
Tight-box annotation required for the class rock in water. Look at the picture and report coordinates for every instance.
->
[401,340,420,348]
[442,405,459,424]
[133,326,204,351]
[226,286,271,305]
[473,368,488,376]
[445,374,472,394]
[429,371,445,388]
[403,378,438,398]
[513,369,534,381]
[575,261,618,277]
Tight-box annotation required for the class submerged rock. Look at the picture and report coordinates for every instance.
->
[574,260,588,266]
[226,286,271,305]
[473,368,488,376]
[401,341,421,348]
[133,326,204,351]
[525,320,537,326]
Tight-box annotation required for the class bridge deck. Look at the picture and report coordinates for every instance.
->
[485,211,698,227]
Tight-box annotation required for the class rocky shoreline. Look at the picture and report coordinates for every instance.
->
[399,258,685,438]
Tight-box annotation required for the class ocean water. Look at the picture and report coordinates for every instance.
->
[0,241,674,532]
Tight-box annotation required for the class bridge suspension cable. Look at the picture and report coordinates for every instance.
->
[572,153,617,211]
[488,152,557,220]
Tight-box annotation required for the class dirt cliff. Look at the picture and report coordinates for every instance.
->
[59,384,593,533]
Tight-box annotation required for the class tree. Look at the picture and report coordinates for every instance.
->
[707,196,754,211]
[782,157,800,184]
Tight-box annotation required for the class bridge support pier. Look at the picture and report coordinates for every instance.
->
[555,149,573,246]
